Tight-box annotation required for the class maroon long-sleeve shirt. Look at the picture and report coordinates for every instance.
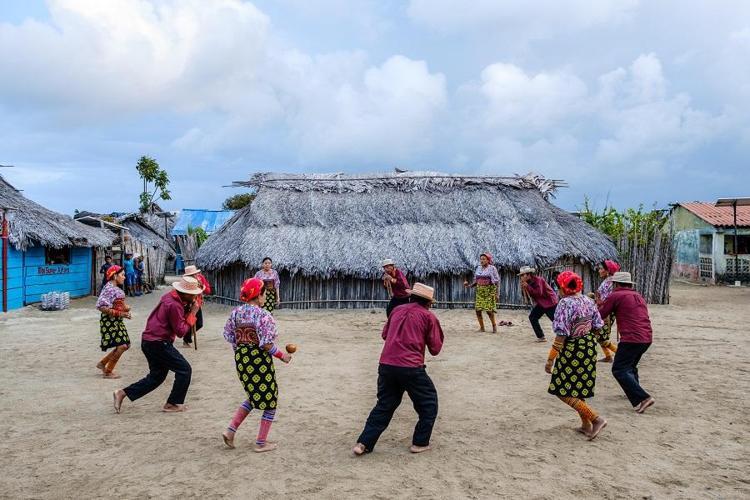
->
[379,302,444,368]
[598,287,653,343]
[141,291,196,343]
[525,275,559,309]
[387,268,410,298]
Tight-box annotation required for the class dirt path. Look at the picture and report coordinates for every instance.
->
[0,283,747,499]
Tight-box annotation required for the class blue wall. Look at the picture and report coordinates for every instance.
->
[0,245,24,311]
[1,245,93,312]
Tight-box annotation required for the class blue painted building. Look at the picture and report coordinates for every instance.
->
[1,175,114,312]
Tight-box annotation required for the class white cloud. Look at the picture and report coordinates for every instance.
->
[407,0,639,37]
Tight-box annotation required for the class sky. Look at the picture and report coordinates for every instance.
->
[0,0,748,215]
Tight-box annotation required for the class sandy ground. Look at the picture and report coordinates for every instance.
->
[0,282,748,499]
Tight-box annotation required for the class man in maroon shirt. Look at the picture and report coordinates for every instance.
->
[382,259,412,317]
[519,266,559,342]
[353,283,444,456]
[113,277,202,413]
[598,272,655,413]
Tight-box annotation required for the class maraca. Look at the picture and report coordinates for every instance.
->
[285,343,297,354]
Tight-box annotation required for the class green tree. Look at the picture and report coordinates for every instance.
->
[187,225,209,247]
[222,192,255,210]
[136,156,171,213]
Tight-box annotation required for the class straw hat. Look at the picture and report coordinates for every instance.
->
[172,276,203,295]
[183,265,201,276]
[381,259,395,267]
[410,282,435,302]
[611,271,634,285]
[518,266,536,275]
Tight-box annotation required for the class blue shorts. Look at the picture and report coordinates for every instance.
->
[126,272,137,286]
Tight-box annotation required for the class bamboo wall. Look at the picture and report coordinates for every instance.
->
[205,259,600,309]
[615,220,674,304]
[123,238,171,288]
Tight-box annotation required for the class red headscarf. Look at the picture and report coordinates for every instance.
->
[480,252,493,265]
[603,259,621,275]
[106,265,123,281]
[240,277,264,303]
[556,270,583,295]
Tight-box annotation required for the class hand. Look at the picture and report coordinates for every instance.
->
[124,312,132,320]
[281,353,292,363]
[544,362,553,374]
[276,301,280,306]
[521,281,528,289]
[190,302,201,314]
[405,288,412,294]
[391,277,397,284]
[463,281,469,288]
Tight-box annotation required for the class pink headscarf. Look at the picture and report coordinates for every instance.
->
[480,252,493,265]
[603,259,621,275]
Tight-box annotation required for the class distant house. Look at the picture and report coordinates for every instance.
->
[0,175,114,312]
[671,202,750,283]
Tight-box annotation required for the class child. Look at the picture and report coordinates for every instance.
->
[123,253,136,297]
[221,277,292,452]
[96,265,131,378]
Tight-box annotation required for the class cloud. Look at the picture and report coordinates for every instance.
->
[407,0,639,37]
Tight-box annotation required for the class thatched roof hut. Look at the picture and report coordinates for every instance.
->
[197,171,617,307]
[0,175,113,250]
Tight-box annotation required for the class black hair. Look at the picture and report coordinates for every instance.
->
[105,255,112,259]
[565,278,578,291]
[262,257,272,264]
[411,295,432,307]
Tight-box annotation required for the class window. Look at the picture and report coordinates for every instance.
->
[699,257,713,279]
[724,235,750,255]
[699,234,712,254]
[45,247,71,265]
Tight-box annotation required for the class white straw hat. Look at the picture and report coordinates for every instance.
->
[172,276,203,295]
[410,282,435,301]
[611,271,634,285]
[183,265,201,276]
[518,266,537,275]
[381,259,395,267]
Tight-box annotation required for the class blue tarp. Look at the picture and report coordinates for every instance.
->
[172,209,234,236]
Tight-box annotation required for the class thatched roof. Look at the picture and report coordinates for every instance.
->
[197,171,616,277]
[118,214,176,256]
[0,175,115,251]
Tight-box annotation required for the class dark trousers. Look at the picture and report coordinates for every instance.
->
[123,340,192,405]
[386,296,410,317]
[529,304,556,339]
[184,308,203,343]
[612,342,651,407]
[357,364,438,451]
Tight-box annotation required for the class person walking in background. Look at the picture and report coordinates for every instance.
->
[464,252,503,333]
[381,259,411,317]
[112,276,202,414]
[254,257,281,314]
[99,255,114,290]
[520,266,558,342]
[96,265,131,379]
[123,252,136,297]
[134,256,145,296]
[353,283,444,456]
[182,265,211,347]
[598,271,655,414]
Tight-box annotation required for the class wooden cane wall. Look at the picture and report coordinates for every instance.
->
[205,260,600,309]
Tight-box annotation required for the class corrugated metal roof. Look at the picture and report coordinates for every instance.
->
[172,209,235,235]
[680,202,750,227]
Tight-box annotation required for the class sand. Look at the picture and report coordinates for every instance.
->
[0,282,748,499]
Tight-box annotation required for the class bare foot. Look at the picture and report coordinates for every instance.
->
[409,444,431,453]
[222,431,235,449]
[352,443,367,456]
[253,442,278,453]
[478,328,486,333]
[162,403,186,413]
[102,372,121,379]
[576,424,593,435]
[587,417,607,440]
[113,389,126,414]
[96,362,106,373]
[598,356,614,363]
[536,337,547,343]
[636,397,655,414]
[491,328,497,333]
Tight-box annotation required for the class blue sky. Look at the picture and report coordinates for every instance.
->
[0,0,748,215]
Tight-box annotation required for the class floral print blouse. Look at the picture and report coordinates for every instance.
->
[223,304,278,349]
[96,282,125,309]
[553,295,604,338]
[254,269,280,290]
[473,264,500,286]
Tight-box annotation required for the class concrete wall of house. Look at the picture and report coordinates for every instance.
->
[671,207,714,282]
[0,245,25,311]
[23,246,93,305]
[715,228,750,279]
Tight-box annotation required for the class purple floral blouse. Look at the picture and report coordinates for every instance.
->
[553,295,604,338]
[223,304,278,349]
[597,277,614,303]
[473,264,500,286]
[96,282,125,309]
[254,269,280,289]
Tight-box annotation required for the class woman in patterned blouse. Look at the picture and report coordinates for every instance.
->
[95,265,131,379]
[254,257,281,314]
[464,252,502,333]
[545,270,608,440]
[594,259,621,362]
[221,277,292,452]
